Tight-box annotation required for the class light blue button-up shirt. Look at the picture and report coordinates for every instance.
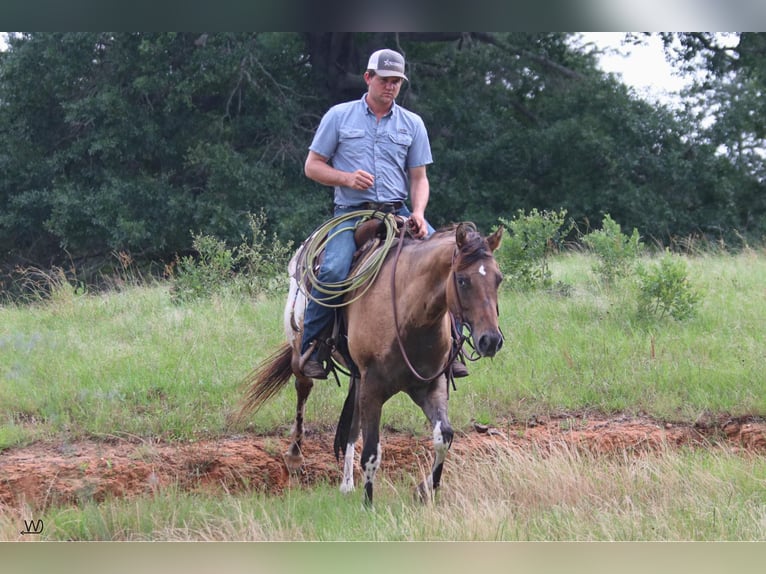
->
[308,94,433,206]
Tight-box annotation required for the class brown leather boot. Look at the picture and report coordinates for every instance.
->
[301,359,328,380]
[451,358,469,378]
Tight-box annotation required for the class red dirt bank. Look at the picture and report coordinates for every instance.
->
[2,413,764,510]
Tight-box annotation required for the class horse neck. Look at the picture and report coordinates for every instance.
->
[394,235,455,325]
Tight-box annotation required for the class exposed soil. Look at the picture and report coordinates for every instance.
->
[2,413,765,510]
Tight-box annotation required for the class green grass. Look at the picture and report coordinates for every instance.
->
[477,250,766,422]
[2,251,765,444]
[1,250,765,540]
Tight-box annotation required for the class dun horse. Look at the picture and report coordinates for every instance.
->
[236,221,504,504]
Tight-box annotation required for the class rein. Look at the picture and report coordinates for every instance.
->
[390,225,468,383]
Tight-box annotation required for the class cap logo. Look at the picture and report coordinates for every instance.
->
[382,58,402,70]
[367,49,408,81]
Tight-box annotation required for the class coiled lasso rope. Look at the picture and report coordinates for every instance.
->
[297,210,399,308]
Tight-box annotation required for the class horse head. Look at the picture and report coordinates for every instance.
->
[449,223,504,357]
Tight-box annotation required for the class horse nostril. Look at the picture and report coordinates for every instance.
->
[478,332,503,357]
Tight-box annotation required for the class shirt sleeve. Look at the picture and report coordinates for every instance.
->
[406,115,433,169]
[308,107,339,159]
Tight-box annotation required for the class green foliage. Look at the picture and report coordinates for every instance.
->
[231,211,295,296]
[582,214,644,285]
[636,252,702,320]
[0,32,316,266]
[170,211,293,303]
[1,31,765,284]
[171,234,234,302]
[496,208,571,290]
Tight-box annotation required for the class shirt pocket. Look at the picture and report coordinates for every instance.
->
[336,128,367,166]
[388,132,413,146]
[380,132,412,165]
[339,128,365,141]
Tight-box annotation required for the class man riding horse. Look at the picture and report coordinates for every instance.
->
[299,48,467,380]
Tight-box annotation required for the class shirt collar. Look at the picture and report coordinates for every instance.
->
[362,93,396,118]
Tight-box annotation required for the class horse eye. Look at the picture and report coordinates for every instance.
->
[457,275,470,288]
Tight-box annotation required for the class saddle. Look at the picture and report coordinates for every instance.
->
[291,213,410,380]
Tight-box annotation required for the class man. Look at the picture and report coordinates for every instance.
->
[300,48,467,380]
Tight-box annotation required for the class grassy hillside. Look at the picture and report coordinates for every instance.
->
[1,250,765,541]
[1,251,764,450]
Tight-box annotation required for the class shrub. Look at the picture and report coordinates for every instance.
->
[231,211,294,297]
[496,208,572,291]
[582,214,644,285]
[171,234,234,302]
[170,211,293,302]
[635,251,702,321]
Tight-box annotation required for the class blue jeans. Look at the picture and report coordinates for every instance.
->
[300,204,434,356]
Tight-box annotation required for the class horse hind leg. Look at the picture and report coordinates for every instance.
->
[335,376,361,493]
[359,390,384,506]
[283,373,313,473]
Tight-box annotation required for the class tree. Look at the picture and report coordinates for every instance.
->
[658,32,766,238]
[1,32,763,287]
[0,32,326,266]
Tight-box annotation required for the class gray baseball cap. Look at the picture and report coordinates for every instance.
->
[366,49,408,81]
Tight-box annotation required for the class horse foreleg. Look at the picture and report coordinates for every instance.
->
[410,376,454,503]
[284,374,313,473]
[414,419,453,503]
[334,376,361,493]
[340,439,356,493]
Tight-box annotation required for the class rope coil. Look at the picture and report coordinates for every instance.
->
[297,210,399,308]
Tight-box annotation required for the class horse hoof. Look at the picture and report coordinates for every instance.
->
[339,481,355,494]
[283,450,304,474]
[413,482,434,504]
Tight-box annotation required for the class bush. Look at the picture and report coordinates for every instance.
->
[231,211,294,296]
[170,211,293,303]
[170,234,234,302]
[582,214,644,285]
[636,252,702,321]
[496,208,572,291]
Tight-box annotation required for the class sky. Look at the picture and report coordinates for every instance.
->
[576,32,689,106]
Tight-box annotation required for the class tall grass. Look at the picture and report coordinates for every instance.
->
[4,442,764,541]
[467,250,766,423]
[2,250,766,540]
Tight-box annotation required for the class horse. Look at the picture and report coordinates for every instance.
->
[235,221,504,505]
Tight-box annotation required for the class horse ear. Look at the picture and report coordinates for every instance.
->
[487,225,504,252]
[456,222,468,248]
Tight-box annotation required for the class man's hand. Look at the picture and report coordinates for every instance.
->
[346,169,374,190]
[407,213,428,239]
[305,151,374,190]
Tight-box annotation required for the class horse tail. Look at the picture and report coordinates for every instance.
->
[334,375,357,461]
[233,343,294,424]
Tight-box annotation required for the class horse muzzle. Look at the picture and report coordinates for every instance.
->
[476,330,503,358]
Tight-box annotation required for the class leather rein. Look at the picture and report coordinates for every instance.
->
[390,224,470,383]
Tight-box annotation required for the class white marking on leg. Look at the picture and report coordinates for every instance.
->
[363,443,381,486]
[340,441,356,493]
[433,421,448,466]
